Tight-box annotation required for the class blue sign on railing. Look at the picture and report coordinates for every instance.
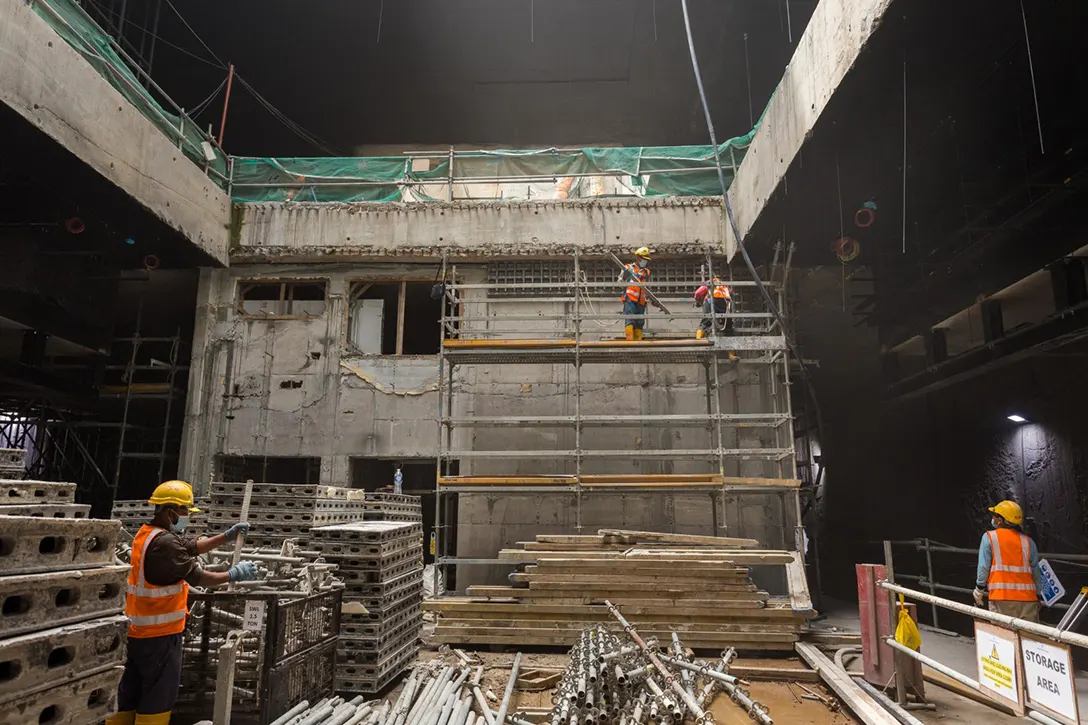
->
[1038,559,1066,607]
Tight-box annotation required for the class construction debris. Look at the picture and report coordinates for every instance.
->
[426,532,811,650]
[0,461,126,725]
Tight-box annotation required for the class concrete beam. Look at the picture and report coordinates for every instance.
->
[231,197,727,262]
[723,0,896,252]
[0,0,230,264]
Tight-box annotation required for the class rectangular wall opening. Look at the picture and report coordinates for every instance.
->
[239,280,327,317]
[350,457,456,564]
[347,281,441,355]
[217,455,322,483]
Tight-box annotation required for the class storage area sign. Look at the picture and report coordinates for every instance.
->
[975,621,1024,714]
[1021,633,1080,725]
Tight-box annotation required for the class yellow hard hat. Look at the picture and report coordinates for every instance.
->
[635,247,652,259]
[148,480,200,512]
[988,500,1023,526]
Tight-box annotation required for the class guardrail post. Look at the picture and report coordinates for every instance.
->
[922,537,940,629]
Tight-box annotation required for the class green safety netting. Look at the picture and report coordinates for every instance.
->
[31,0,229,182]
[32,0,769,205]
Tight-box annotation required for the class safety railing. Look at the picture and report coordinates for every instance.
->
[29,0,230,186]
[882,538,1088,629]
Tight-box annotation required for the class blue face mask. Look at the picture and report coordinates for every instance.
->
[171,515,190,533]
[638,259,649,268]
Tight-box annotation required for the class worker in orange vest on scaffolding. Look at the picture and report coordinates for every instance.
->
[694,278,738,361]
[973,500,1043,622]
[619,247,652,341]
[106,480,260,725]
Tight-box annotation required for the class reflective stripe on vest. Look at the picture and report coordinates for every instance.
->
[126,524,190,638]
[712,284,730,300]
[987,528,1037,602]
[624,264,650,305]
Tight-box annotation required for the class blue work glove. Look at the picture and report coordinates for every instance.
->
[228,561,259,582]
[223,522,250,541]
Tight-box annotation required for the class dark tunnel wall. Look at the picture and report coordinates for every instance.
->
[796,269,1088,627]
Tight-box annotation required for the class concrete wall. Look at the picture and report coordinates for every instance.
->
[724,0,897,250]
[0,0,230,264]
[230,197,730,262]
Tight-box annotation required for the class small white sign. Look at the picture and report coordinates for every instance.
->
[975,621,1024,713]
[243,600,266,632]
[1021,634,1079,725]
[1038,559,1066,607]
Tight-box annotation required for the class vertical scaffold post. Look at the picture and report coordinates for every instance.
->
[433,251,448,596]
[573,251,583,532]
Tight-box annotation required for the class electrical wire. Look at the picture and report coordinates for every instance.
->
[234,74,344,155]
[678,0,826,457]
[83,0,226,69]
[187,75,227,119]
[163,0,225,68]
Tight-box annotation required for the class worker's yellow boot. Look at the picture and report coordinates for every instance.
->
[135,713,171,725]
[695,329,705,340]
[728,351,738,361]
[624,324,635,341]
[106,713,135,725]
[633,328,643,341]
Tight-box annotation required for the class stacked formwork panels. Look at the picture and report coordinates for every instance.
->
[0,447,25,477]
[110,498,209,538]
[0,506,127,725]
[360,493,424,522]
[311,518,423,694]
[208,482,367,549]
[0,478,88,518]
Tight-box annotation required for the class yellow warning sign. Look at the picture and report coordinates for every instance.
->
[975,621,1024,714]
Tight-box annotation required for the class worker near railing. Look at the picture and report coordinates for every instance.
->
[694,279,738,361]
[620,247,653,341]
[106,480,260,725]
[973,500,1044,622]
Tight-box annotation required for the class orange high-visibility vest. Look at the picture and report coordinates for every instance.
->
[711,282,731,301]
[126,524,190,638]
[623,264,651,305]
[986,528,1037,602]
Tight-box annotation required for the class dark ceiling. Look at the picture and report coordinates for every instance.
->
[96,0,815,156]
[744,0,1088,343]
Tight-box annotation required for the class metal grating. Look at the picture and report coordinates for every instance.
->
[486,259,729,298]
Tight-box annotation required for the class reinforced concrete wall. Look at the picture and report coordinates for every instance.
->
[229,197,730,262]
[0,0,230,264]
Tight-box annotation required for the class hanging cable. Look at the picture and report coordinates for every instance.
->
[234,75,344,155]
[84,0,226,69]
[188,75,228,119]
[678,0,825,454]
[163,0,226,68]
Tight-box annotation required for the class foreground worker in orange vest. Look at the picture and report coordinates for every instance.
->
[106,480,259,725]
[973,500,1043,622]
[620,247,652,341]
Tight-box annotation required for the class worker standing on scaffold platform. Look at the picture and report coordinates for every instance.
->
[620,247,652,341]
[973,500,1043,622]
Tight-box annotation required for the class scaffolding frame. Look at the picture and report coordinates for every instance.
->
[432,255,803,593]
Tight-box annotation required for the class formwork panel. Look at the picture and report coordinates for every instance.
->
[0,665,123,725]
[0,480,76,503]
[0,517,120,576]
[0,565,128,638]
[0,504,90,519]
[0,616,127,704]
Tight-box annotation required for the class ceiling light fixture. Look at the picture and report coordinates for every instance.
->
[1007,414,1027,423]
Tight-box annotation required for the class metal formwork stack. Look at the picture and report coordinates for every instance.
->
[360,493,425,523]
[110,498,210,538]
[208,482,368,549]
[311,519,423,694]
[0,508,128,725]
[0,478,88,518]
[0,447,25,477]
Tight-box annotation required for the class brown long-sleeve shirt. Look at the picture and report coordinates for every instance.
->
[142,517,204,587]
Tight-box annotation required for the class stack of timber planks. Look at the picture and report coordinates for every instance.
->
[425,529,813,651]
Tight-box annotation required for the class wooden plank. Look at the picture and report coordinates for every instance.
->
[801,630,863,647]
[431,631,797,649]
[922,669,1019,716]
[580,474,723,484]
[522,574,753,585]
[517,669,563,691]
[795,642,899,725]
[438,619,798,634]
[786,552,814,613]
[497,549,795,564]
[442,339,711,350]
[440,476,575,486]
[395,280,406,354]
[527,562,751,574]
[423,601,805,619]
[526,581,758,592]
[729,664,821,683]
[597,529,761,548]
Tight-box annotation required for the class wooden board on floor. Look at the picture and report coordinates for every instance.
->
[597,529,761,548]
[431,631,798,649]
[423,600,807,620]
[795,643,899,725]
[729,663,821,683]
[786,552,814,613]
